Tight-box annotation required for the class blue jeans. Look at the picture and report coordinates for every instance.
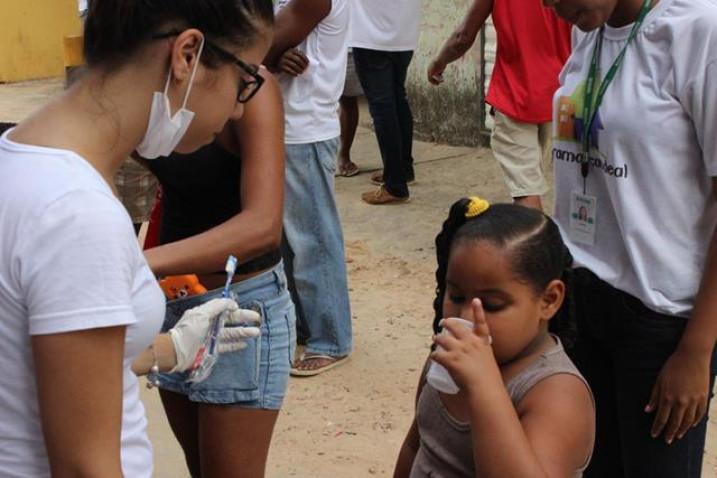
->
[158,261,296,409]
[353,48,415,198]
[282,138,352,357]
[568,268,717,478]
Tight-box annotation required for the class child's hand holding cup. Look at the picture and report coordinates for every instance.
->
[427,299,493,394]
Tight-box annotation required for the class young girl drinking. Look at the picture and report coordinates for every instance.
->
[394,197,595,477]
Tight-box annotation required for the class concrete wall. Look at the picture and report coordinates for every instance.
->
[407,0,489,147]
[0,0,82,82]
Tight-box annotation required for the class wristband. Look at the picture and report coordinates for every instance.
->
[146,343,161,389]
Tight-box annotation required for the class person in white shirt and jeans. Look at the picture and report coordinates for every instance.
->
[266,0,353,376]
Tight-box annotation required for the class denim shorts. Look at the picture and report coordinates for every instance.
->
[158,261,296,409]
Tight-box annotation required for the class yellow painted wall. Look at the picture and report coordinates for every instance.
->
[0,0,82,82]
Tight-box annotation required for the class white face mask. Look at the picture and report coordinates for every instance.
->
[136,37,205,159]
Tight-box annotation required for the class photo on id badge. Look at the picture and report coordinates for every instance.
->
[570,191,597,245]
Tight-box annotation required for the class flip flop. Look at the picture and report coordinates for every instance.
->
[337,162,360,177]
[290,353,350,377]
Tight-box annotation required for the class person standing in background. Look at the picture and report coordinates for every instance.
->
[352,0,422,205]
[266,0,353,376]
[429,0,570,210]
[336,49,363,178]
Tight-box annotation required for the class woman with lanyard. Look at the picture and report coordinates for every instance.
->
[545,0,717,476]
[0,0,273,476]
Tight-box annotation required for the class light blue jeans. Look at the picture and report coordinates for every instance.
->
[282,137,352,357]
[158,261,296,409]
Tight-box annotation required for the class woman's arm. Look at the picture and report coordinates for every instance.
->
[427,0,493,84]
[264,0,331,68]
[33,327,126,477]
[646,59,717,443]
[144,70,285,276]
[646,186,717,443]
[132,298,261,376]
[680,202,717,361]
[131,334,177,375]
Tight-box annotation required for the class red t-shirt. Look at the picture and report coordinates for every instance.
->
[485,0,571,124]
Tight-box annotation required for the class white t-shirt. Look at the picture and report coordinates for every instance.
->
[276,0,349,144]
[552,0,717,317]
[350,0,422,51]
[0,131,165,477]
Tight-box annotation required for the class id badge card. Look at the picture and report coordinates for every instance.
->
[569,191,597,246]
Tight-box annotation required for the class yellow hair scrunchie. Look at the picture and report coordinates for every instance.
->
[465,196,490,218]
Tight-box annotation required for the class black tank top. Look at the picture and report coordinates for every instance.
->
[147,141,280,274]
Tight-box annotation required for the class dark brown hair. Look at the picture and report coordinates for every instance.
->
[83,0,274,69]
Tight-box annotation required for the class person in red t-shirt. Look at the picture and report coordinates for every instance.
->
[428,0,571,210]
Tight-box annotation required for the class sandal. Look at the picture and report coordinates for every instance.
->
[290,353,350,377]
[337,162,360,177]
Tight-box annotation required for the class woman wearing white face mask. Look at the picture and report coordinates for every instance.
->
[0,1,274,477]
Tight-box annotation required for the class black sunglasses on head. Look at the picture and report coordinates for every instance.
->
[153,31,264,104]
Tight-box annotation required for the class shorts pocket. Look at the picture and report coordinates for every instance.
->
[162,296,202,332]
[162,291,222,332]
[190,299,264,393]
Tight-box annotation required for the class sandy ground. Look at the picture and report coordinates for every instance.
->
[1,80,715,477]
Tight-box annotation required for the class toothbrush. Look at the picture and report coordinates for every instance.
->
[188,255,240,380]
[221,255,238,298]
[208,255,238,354]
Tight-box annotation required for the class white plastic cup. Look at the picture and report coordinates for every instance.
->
[426,318,474,395]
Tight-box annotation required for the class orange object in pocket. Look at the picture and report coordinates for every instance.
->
[159,275,208,300]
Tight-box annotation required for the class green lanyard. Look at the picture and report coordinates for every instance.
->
[581,0,652,184]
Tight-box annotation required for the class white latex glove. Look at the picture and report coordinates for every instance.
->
[168,298,261,372]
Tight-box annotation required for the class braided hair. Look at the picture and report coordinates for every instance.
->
[432,199,576,346]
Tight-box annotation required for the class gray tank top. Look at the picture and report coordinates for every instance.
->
[410,337,593,477]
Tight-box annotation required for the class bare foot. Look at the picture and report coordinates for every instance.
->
[337,160,360,177]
